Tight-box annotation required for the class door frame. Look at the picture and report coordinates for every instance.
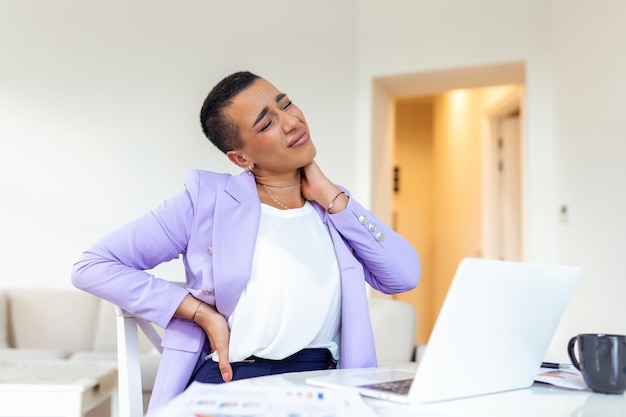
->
[482,87,525,260]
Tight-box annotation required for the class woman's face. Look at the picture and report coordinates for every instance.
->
[225,78,316,176]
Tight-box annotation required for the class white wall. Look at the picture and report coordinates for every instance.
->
[3,0,626,363]
[0,0,358,287]
[550,0,626,353]
[356,0,626,361]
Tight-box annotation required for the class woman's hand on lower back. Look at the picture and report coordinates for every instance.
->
[193,303,233,382]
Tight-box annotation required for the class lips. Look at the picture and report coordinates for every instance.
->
[288,129,309,148]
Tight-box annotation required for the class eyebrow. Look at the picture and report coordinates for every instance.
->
[252,93,288,128]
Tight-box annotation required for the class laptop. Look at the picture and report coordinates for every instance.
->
[306,257,582,404]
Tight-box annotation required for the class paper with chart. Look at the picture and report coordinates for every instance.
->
[153,381,377,417]
[535,365,587,390]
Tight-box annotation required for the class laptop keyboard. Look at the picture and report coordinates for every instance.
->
[360,378,413,395]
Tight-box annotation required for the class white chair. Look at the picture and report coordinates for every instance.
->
[114,306,163,417]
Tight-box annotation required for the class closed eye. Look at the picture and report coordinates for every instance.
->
[259,100,293,132]
[259,119,273,132]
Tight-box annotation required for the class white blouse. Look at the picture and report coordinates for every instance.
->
[212,201,342,363]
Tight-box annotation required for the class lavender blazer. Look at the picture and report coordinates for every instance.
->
[72,169,420,412]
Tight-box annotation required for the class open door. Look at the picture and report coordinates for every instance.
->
[483,88,524,261]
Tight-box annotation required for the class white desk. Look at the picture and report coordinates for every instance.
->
[0,360,118,417]
[154,368,626,417]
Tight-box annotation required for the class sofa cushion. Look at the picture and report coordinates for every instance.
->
[0,347,69,360]
[92,300,120,352]
[0,292,8,348]
[7,289,99,350]
[0,348,71,361]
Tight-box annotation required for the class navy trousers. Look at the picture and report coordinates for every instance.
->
[189,348,336,384]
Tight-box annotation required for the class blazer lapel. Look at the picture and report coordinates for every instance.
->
[212,172,260,318]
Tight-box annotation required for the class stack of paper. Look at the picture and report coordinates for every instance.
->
[535,365,587,391]
[152,381,377,417]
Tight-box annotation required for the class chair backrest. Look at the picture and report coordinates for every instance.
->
[115,306,163,417]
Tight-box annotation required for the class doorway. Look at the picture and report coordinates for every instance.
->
[370,63,526,345]
[483,88,524,261]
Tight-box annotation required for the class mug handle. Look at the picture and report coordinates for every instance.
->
[567,336,581,371]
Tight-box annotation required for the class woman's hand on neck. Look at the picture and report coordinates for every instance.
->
[301,161,348,213]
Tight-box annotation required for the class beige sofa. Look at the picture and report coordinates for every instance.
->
[0,288,159,416]
[0,288,417,415]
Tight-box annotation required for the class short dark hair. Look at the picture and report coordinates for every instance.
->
[199,71,260,154]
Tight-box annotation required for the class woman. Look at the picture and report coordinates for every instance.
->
[71,71,421,412]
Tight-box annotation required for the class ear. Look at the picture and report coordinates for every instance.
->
[227,151,251,170]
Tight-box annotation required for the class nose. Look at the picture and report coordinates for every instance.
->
[280,111,299,133]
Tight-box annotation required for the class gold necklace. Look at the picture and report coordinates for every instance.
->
[255,181,303,209]
[259,186,304,210]
[262,187,290,209]
[256,181,302,190]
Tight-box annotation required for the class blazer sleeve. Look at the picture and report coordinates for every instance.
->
[326,191,421,294]
[71,171,207,328]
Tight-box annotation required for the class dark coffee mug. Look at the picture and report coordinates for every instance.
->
[568,333,626,394]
